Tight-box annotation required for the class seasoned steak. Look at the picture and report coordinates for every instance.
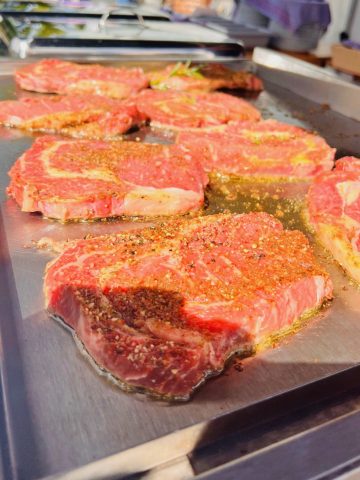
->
[7,136,208,221]
[148,62,263,92]
[134,90,261,130]
[44,212,333,400]
[177,120,335,179]
[0,95,145,139]
[15,59,149,98]
[308,156,360,283]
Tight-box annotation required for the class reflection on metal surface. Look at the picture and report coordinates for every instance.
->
[196,409,360,480]
[138,457,193,480]
[253,47,360,122]
[42,425,201,479]
[253,47,344,83]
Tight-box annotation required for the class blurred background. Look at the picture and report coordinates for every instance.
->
[1,0,360,79]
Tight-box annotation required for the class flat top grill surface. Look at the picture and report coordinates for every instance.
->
[0,63,360,480]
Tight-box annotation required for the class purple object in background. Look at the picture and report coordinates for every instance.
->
[342,39,360,51]
[243,0,331,32]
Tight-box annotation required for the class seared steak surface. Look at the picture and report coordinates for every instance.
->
[148,63,263,92]
[45,212,333,399]
[308,156,360,283]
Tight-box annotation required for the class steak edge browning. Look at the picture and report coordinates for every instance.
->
[148,63,264,92]
[44,213,333,400]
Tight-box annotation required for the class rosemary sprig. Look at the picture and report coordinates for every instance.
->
[169,61,205,79]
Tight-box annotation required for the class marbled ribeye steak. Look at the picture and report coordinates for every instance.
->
[7,136,208,221]
[134,90,261,130]
[177,120,335,179]
[0,95,145,139]
[44,212,333,400]
[15,59,149,99]
[308,156,360,283]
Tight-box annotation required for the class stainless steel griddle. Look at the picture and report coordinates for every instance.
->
[0,49,360,480]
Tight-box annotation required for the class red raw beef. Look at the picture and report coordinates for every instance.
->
[44,212,333,400]
[148,62,264,92]
[308,156,360,283]
[0,95,145,139]
[7,136,208,221]
[15,59,149,98]
[134,90,261,130]
[177,119,335,179]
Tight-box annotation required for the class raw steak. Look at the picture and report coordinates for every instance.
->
[44,212,333,400]
[15,59,148,98]
[177,120,335,179]
[0,95,145,139]
[7,136,208,221]
[148,62,264,92]
[308,156,360,283]
[134,90,261,130]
